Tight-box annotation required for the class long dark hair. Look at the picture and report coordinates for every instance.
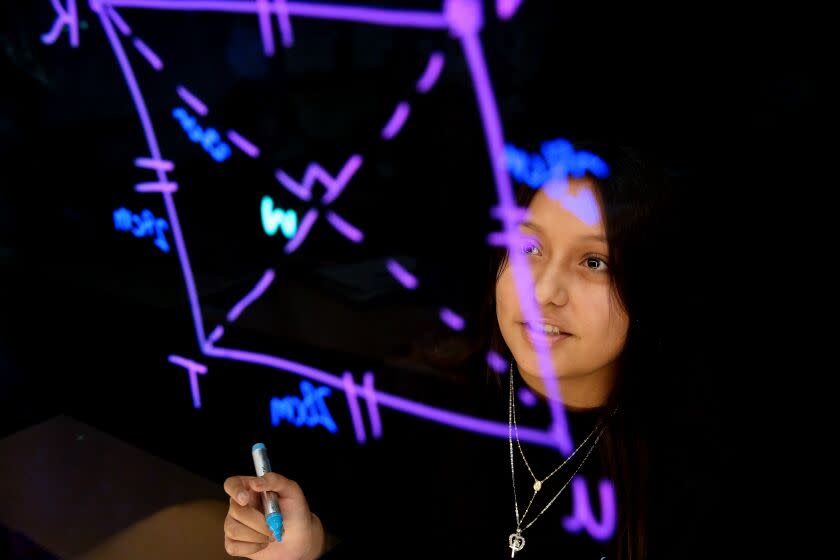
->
[478,142,681,560]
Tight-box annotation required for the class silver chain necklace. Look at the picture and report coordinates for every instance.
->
[507,362,606,557]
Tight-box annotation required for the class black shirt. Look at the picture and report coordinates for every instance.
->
[320,369,722,559]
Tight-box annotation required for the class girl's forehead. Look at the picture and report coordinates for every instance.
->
[525,178,605,232]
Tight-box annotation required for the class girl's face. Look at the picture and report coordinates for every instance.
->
[495,178,629,404]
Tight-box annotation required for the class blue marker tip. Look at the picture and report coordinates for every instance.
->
[252,443,266,452]
[266,512,284,541]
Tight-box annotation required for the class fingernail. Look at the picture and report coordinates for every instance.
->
[237,492,248,505]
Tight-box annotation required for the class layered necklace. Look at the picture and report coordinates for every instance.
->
[507,362,607,557]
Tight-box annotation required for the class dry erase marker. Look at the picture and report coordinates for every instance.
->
[252,443,284,541]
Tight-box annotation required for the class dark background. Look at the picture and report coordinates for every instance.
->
[0,0,818,551]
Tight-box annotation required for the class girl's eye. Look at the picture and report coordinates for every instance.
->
[522,242,542,257]
[583,256,608,271]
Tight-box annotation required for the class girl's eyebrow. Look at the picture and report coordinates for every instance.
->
[518,221,542,232]
[519,221,606,243]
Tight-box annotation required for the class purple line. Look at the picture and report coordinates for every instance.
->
[107,6,133,35]
[284,208,318,254]
[385,258,418,290]
[286,2,447,28]
[490,202,527,224]
[41,0,79,47]
[381,101,410,140]
[343,372,367,444]
[416,51,445,93]
[362,372,381,439]
[132,37,163,70]
[168,354,207,373]
[207,325,225,345]
[439,307,465,331]
[486,350,508,374]
[562,477,617,541]
[203,344,559,447]
[459,32,573,454]
[257,0,275,56]
[321,155,362,204]
[374,385,553,445]
[226,269,276,322]
[227,130,261,158]
[134,157,173,171]
[276,156,362,204]
[275,170,312,201]
[98,8,207,348]
[274,0,294,47]
[325,211,363,243]
[106,1,448,29]
[168,355,208,409]
[176,85,208,116]
[135,181,178,193]
[189,369,203,408]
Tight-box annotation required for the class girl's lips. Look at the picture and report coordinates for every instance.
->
[520,322,572,347]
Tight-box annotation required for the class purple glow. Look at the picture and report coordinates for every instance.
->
[381,101,411,140]
[226,269,276,322]
[284,208,318,254]
[275,155,362,204]
[416,51,445,93]
[106,0,256,13]
[439,307,465,331]
[132,38,163,70]
[490,202,527,224]
[204,344,561,447]
[98,7,207,348]
[92,0,587,464]
[443,0,483,38]
[135,181,178,193]
[517,387,537,407]
[326,211,364,243]
[106,0,448,29]
[362,372,381,439]
[343,372,367,444]
[486,350,508,374]
[107,6,133,35]
[286,2,446,28]
[459,31,572,454]
[227,130,261,158]
[134,157,173,171]
[256,0,275,56]
[543,178,602,226]
[486,229,530,249]
[275,170,311,201]
[176,85,208,116]
[207,325,224,345]
[496,0,524,20]
[168,355,208,409]
[322,155,362,204]
[42,0,79,47]
[562,477,617,541]
[275,0,294,47]
[385,258,418,290]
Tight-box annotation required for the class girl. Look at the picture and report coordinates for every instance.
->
[221,143,716,559]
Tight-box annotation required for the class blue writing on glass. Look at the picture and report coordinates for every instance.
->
[270,381,338,433]
[172,106,231,162]
[504,137,610,188]
[113,207,170,253]
[261,195,298,239]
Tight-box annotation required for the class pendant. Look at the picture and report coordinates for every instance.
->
[533,480,542,492]
[509,529,525,557]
